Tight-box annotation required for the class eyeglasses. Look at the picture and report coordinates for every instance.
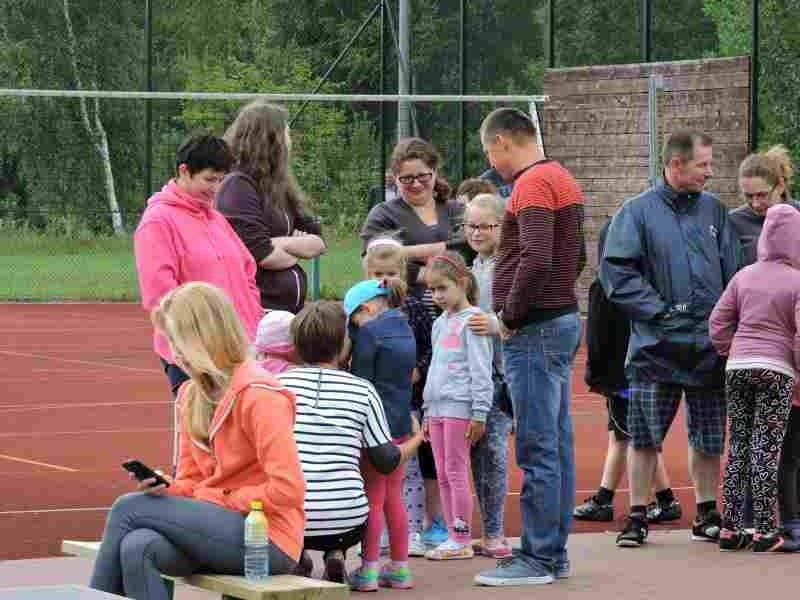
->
[742,185,777,202]
[396,172,433,185]
[465,223,500,233]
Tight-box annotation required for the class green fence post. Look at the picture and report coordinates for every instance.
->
[311,257,321,301]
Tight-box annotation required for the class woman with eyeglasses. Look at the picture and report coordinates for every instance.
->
[360,137,467,554]
[361,138,468,316]
[727,145,800,550]
[730,146,798,266]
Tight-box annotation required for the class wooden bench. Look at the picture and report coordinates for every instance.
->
[61,541,349,600]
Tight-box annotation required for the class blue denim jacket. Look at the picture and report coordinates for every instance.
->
[350,308,417,437]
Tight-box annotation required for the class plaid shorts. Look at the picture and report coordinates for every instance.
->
[628,381,726,455]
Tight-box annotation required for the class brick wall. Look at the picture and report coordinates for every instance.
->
[541,56,751,310]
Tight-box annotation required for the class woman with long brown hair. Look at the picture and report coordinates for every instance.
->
[89,282,305,600]
[217,101,326,314]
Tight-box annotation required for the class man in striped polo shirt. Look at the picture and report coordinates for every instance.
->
[475,108,586,587]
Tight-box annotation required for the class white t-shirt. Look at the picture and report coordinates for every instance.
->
[278,367,393,537]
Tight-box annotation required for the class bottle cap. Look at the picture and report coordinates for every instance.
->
[250,500,264,511]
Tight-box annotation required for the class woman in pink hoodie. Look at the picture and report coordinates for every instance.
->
[134,133,263,396]
[710,203,800,553]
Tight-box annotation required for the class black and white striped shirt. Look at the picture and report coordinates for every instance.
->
[278,367,393,537]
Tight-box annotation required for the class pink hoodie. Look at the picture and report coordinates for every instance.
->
[134,180,263,362]
[710,204,800,405]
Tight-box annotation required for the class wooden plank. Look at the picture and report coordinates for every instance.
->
[187,575,348,600]
[61,541,349,600]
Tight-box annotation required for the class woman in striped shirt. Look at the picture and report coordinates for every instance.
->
[277,301,423,587]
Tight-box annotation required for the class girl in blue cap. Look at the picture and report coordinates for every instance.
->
[344,278,419,591]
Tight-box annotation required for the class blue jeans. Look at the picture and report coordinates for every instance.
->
[504,313,581,570]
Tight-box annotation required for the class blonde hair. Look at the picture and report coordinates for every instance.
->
[151,282,250,444]
[362,233,408,279]
[467,193,505,221]
[739,152,783,189]
[764,145,794,197]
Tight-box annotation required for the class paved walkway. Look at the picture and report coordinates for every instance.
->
[1,531,796,599]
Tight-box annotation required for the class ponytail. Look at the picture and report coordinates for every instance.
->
[380,276,408,308]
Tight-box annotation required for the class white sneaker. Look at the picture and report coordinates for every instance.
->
[409,532,426,557]
[424,538,474,560]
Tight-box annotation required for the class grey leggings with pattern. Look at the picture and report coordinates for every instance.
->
[470,403,513,538]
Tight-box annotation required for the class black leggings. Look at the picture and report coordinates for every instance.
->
[779,405,800,522]
[302,523,366,556]
[722,369,795,534]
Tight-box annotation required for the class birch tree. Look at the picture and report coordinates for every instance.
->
[61,0,123,234]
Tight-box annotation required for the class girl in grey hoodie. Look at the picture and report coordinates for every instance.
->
[710,203,800,553]
[422,252,493,560]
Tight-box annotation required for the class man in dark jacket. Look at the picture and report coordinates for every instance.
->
[600,130,740,548]
[575,218,681,524]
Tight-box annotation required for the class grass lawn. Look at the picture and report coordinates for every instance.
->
[0,231,362,302]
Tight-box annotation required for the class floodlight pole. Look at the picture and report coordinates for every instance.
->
[641,0,653,62]
[144,0,153,199]
[457,0,466,182]
[397,0,411,140]
[751,0,759,150]
[547,0,555,68]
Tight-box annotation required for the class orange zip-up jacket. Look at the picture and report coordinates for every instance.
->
[167,360,306,560]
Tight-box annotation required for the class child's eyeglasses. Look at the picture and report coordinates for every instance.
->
[396,172,433,185]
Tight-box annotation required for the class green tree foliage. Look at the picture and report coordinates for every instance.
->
[1,0,796,233]
[704,0,799,195]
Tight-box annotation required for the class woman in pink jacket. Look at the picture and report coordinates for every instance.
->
[134,133,263,396]
[710,203,800,553]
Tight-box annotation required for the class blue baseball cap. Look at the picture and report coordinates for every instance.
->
[343,279,388,319]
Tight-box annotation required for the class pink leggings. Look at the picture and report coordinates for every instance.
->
[428,417,473,544]
[362,439,409,562]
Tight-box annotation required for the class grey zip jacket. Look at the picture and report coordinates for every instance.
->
[422,307,493,422]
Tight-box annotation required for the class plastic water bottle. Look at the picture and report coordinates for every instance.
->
[244,500,269,581]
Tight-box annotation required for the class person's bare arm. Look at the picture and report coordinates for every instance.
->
[402,241,446,259]
[279,234,327,259]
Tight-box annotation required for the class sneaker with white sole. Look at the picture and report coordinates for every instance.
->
[474,557,554,587]
[691,510,722,542]
[421,518,449,546]
[424,538,474,560]
[408,532,426,557]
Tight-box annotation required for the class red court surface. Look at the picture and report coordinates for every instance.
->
[0,303,696,560]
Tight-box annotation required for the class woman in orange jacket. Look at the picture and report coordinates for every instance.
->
[90,282,305,600]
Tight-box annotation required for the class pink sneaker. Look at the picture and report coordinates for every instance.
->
[473,538,513,559]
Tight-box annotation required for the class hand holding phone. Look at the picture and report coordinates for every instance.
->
[122,459,170,489]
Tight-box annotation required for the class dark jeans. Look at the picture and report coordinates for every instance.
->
[160,359,189,398]
[90,493,295,600]
[779,406,800,522]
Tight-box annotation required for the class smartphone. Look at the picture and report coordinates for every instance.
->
[122,459,170,488]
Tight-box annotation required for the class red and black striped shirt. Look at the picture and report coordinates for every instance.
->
[493,160,586,329]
